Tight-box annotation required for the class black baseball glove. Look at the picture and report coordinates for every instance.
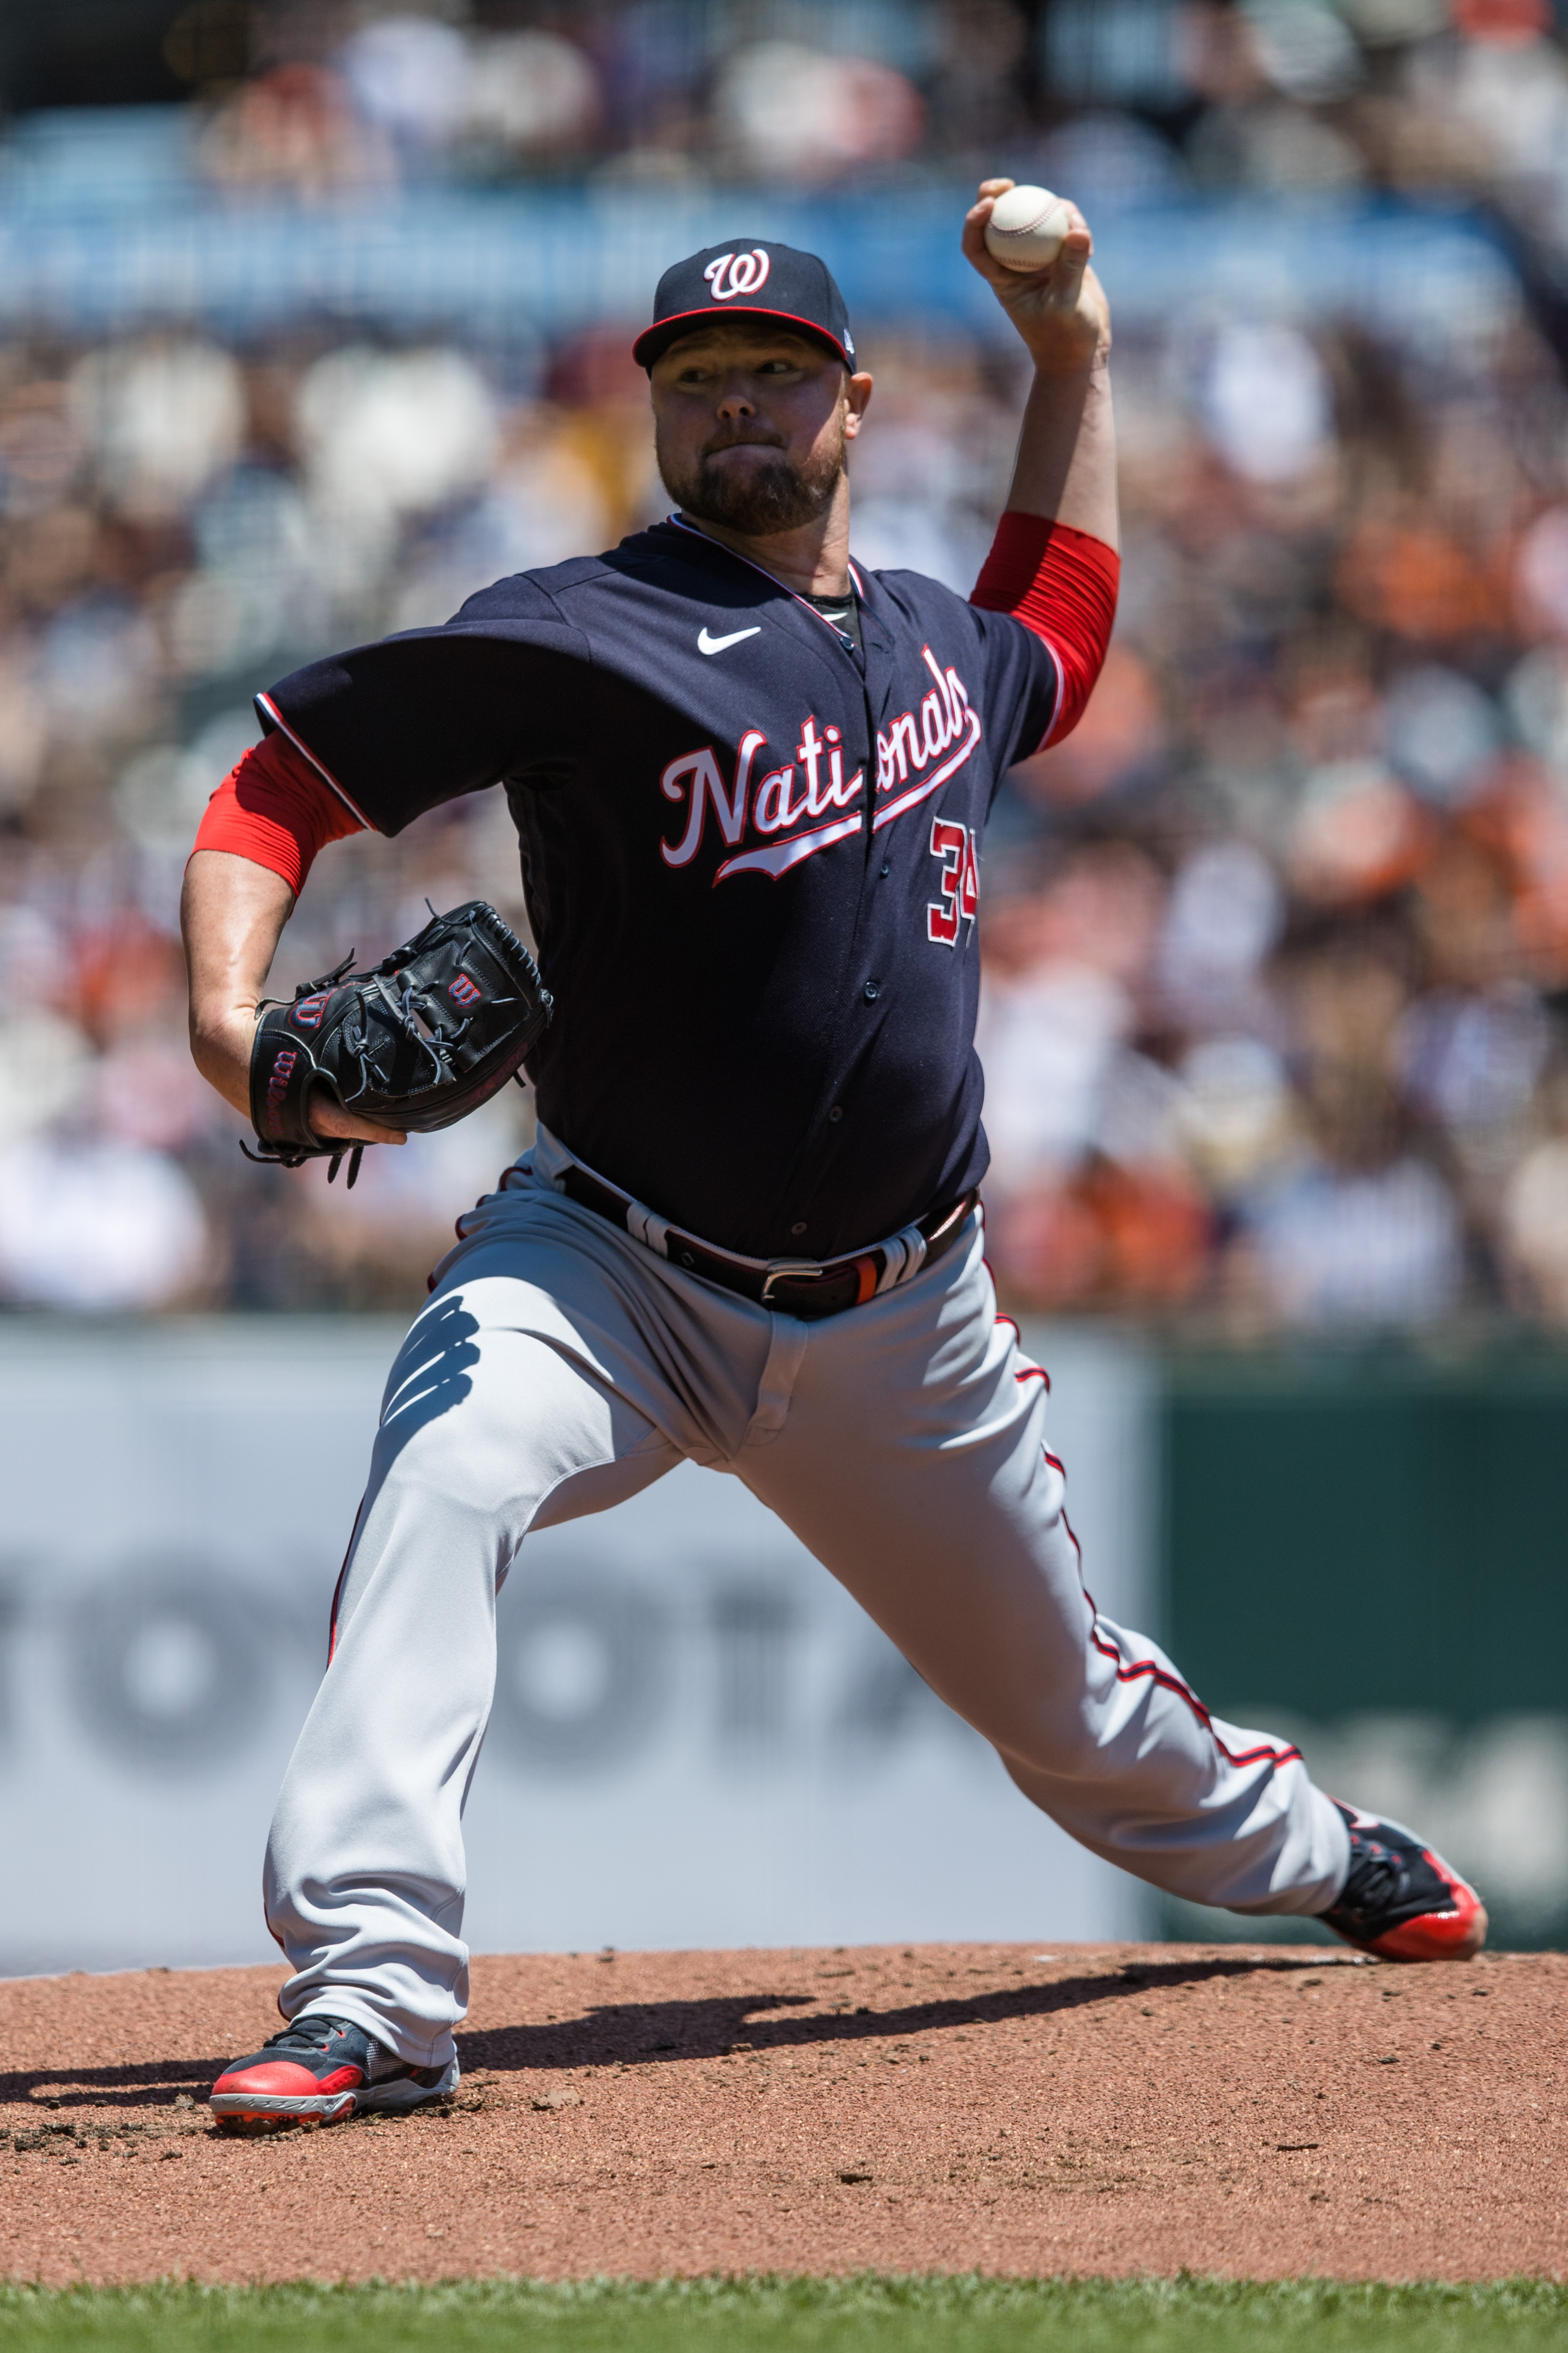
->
[245,900,553,1187]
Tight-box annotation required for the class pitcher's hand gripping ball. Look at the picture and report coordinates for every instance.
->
[245,900,553,1186]
[984,184,1072,272]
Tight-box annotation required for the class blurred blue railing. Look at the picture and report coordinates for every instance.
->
[0,106,1521,353]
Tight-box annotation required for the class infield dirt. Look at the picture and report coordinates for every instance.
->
[0,1942,1562,2283]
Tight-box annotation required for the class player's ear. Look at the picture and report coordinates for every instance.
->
[844,370,873,438]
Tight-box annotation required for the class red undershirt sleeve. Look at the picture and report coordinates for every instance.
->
[970,512,1120,752]
[189,730,365,896]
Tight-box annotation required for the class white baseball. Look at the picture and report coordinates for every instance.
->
[984,185,1072,274]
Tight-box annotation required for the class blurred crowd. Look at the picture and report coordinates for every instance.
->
[6,0,1568,1330]
[112,0,1568,249]
[982,290,1568,1335]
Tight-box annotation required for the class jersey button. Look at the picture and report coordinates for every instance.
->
[863,980,880,1001]
[791,1222,807,1236]
[828,1106,843,1123]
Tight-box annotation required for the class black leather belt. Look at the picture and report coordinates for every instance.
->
[560,1165,977,1322]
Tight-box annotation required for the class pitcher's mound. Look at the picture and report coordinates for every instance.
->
[1,1942,1559,2283]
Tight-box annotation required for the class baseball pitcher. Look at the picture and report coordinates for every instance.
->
[182,188,1486,2127]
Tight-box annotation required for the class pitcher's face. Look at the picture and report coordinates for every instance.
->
[651,324,870,535]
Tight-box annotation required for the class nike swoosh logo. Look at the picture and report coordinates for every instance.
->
[698,625,762,656]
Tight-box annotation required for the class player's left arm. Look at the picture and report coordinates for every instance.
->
[962,180,1118,747]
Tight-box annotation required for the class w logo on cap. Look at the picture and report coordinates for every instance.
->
[633,239,849,371]
[703,250,771,300]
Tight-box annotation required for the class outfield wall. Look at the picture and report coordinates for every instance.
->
[1160,1348,1568,1954]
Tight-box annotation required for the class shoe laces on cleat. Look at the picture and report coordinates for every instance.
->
[1333,1834,1407,1928]
[260,2016,366,2057]
[1321,1801,1465,1938]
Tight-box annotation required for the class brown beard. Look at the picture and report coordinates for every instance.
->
[657,418,846,535]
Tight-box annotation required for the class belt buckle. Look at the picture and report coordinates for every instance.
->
[759,1257,828,1304]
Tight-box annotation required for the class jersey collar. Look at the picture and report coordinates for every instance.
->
[666,514,865,651]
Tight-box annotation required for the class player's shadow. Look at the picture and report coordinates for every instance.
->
[0,2054,228,2113]
[0,1955,1328,2116]
[453,1951,1329,2077]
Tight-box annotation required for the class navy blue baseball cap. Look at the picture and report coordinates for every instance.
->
[633,239,855,372]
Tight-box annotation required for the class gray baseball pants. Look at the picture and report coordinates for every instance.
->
[264,1140,1350,2068]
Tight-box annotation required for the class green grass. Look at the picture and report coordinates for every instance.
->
[0,2277,1563,2353]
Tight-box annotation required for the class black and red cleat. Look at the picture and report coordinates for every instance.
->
[208,2013,457,2129]
[1318,1800,1487,1962]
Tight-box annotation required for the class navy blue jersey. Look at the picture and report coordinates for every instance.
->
[260,517,1058,1260]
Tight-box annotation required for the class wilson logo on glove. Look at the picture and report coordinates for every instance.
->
[243,901,552,1189]
[262,1047,300,1137]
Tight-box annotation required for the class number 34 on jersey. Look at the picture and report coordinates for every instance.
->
[928,817,979,948]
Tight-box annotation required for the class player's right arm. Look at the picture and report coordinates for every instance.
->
[962,179,1119,752]
[962,178,1115,549]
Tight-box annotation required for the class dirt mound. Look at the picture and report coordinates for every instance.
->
[1,1942,1561,2283]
